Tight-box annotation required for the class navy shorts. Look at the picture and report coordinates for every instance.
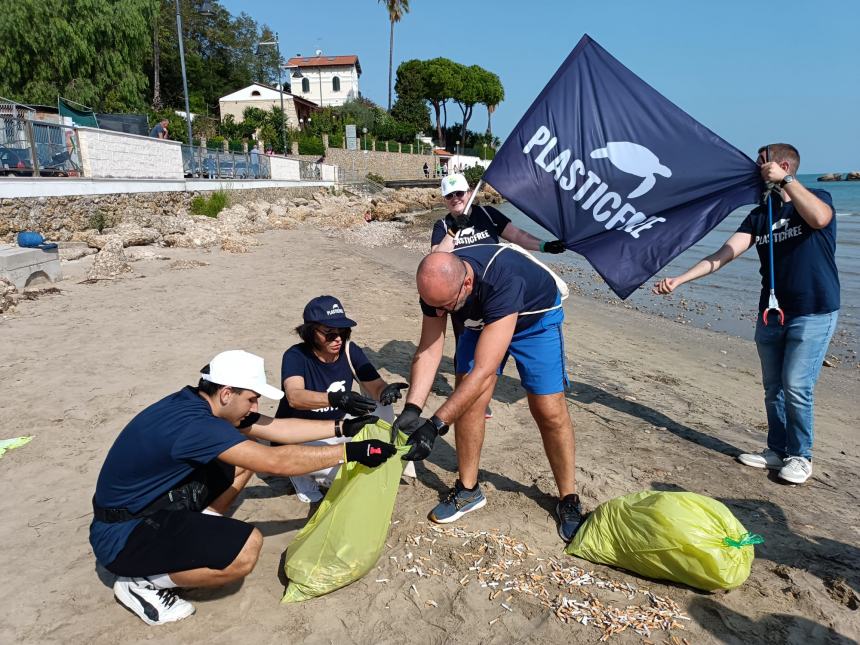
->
[106,461,255,577]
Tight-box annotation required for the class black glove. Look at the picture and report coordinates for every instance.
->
[341,414,379,438]
[328,390,377,415]
[402,418,439,462]
[237,412,261,429]
[541,240,566,254]
[345,439,397,467]
[379,382,409,406]
[393,403,423,435]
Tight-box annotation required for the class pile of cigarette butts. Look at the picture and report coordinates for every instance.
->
[387,523,690,642]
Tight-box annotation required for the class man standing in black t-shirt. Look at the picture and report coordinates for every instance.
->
[90,350,395,625]
[653,143,839,485]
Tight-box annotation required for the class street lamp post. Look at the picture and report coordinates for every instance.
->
[175,0,213,147]
[362,127,368,150]
[259,33,287,154]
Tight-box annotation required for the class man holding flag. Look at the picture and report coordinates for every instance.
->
[653,144,839,485]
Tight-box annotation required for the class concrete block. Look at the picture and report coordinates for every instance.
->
[0,245,62,289]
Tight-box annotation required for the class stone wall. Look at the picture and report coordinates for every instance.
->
[76,127,183,179]
[0,186,326,242]
[323,148,430,180]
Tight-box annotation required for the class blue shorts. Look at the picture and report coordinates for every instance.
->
[455,303,568,395]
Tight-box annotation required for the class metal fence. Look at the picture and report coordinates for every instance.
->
[1,117,82,177]
[181,145,271,180]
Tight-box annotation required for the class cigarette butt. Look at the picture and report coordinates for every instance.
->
[489,617,500,625]
[459,575,469,586]
[426,600,438,608]
[375,578,389,583]
[501,603,513,612]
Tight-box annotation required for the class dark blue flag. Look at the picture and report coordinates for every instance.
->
[483,34,760,298]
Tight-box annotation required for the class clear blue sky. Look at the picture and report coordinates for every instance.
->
[222,0,858,173]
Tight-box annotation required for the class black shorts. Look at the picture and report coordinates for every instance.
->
[106,461,255,577]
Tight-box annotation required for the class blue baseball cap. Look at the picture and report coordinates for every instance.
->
[17,231,58,250]
[302,295,356,328]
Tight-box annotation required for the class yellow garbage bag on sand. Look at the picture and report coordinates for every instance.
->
[282,420,406,602]
[566,491,762,591]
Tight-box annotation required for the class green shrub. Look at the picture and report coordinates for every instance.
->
[366,172,385,185]
[463,165,485,187]
[191,190,229,218]
[298,136,325,156]
[328,132,343,148]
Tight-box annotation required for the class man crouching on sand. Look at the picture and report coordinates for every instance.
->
[90,350,395,626]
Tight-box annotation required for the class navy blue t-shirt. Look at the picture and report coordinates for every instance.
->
[430,205,511,249]
[420,244,561,334]
[89,387,247,566]
[737,188,839,316]
[275,342,380,420]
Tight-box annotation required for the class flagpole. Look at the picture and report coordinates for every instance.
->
[464,179,483,215]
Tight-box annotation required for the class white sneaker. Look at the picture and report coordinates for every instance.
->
[738,448,784,470]
[114,577,195,625]
[779,456,812,484]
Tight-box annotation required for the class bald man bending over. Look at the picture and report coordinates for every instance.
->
[394,245,584,542]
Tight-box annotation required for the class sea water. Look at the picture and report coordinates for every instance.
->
[498,174,859,362]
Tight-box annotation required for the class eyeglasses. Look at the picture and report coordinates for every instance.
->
[316,326,350,342]
[444,191,466,200]
[438,262,468,314]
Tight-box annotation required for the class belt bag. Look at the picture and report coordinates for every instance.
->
[480,243,569,315]
[92,479,209,523]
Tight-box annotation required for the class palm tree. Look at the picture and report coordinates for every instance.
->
[379,0,410,111]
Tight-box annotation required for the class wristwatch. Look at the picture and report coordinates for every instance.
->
[779,175,795,188]
[429,415,450,436]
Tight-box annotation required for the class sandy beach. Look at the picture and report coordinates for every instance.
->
[0,217,858,644]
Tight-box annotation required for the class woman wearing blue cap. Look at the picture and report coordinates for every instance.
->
[274,295,407,501]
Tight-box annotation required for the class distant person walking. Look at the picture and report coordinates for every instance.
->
[423,162,430,179]
[149,119,169,140]
[653,143,839,485]
[250,144,260,178]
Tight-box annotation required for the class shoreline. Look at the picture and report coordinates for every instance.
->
[1,201,858,643]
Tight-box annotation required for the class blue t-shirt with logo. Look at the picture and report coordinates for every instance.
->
[89,387,247,566]
[420,244,561,334]
[275,342,380,420]
[736,188,839,316]
[430,205,511,249]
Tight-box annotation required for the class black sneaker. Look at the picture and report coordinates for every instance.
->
[555,493,584,543]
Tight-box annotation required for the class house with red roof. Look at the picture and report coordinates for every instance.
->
[286,52,361,107]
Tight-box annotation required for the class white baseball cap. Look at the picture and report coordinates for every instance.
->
[201,350,284,400]
[440,173,470,197]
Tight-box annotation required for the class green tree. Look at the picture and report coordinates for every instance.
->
[0,0,156,111]
[378,0,410,112]
[480,69,504,137]
[391,59,432,135]
[422,58,463,146]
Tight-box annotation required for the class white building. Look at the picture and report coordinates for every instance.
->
[218,83,318,129]
[285,53,361,107]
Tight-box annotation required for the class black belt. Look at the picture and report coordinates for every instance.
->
[92,480,209,523]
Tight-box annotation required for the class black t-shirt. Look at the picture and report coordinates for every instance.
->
[736,188,839,315]
[430,205,511,249]
[420,244,560,334]
[275,342,380,420]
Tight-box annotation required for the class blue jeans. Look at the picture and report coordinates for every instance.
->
[754,311,838,460]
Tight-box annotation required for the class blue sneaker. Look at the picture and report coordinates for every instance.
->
[555,494,584,543]
[428,480,486,524]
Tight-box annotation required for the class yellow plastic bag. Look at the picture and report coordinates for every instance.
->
[566,491,762,591]
[282,420,406,602]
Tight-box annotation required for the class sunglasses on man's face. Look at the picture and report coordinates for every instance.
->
[445,191,466,200]
[317,327,350,342]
